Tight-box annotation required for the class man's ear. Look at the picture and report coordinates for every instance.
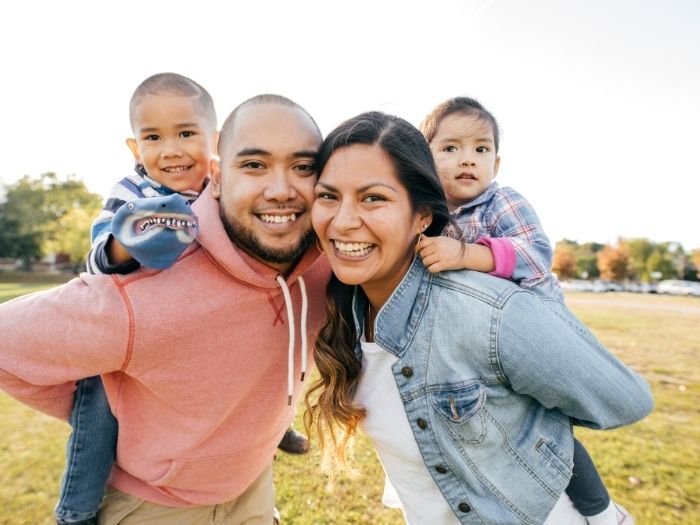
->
[210,157,221,199]
[493,155,501,179]
[212,131,220,154]
[126,138,141,162]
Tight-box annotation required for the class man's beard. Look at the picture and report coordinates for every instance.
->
[220,207,314,265]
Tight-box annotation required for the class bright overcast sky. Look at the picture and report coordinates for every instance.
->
[2,0,698,250]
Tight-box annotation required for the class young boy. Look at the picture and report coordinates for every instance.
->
[55,72,219,525]
[417,97,633,525]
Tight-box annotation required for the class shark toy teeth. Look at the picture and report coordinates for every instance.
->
[112,193,199,269]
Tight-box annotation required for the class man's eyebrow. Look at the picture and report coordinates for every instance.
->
[292,150,318,159]
[236,148,271,157]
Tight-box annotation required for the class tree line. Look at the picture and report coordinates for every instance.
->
[0,173,103,270]
[553,239,700,282]
[1,173,699,279]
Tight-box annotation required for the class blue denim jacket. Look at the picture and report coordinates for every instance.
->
[352,257,653,524]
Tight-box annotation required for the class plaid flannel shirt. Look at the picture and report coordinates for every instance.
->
[447,181,564,301]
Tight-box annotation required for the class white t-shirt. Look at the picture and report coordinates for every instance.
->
[355,340,460,524]
[354,340,586,525]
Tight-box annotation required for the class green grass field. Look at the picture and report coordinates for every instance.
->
[0,276,698,524]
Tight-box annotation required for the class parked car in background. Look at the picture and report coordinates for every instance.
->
[657,280,700,296]
[591,280,625,292]
[640,282,658,294]
[560,279,595,292]
[623,282,642,293]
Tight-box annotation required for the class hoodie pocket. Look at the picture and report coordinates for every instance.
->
[151,452,253,496]
[430,382,487,444]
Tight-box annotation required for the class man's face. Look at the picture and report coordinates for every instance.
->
[211,104,321,274]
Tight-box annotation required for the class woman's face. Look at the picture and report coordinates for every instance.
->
[312,144,429,307]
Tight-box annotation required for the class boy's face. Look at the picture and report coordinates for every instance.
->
[127,94,217,193]
[211,103,321,275]
[430,113,500,212]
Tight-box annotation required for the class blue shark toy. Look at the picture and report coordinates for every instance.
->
[111,194,199,269]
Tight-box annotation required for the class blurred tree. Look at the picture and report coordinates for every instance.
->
[622,238,655,280]
[689,249,700,281]
[552,241,577,279]
[645,249,675,280]
[597,243,630,281]
[0,173,103,268]
[575,242,603,279]
[44,206,101,271]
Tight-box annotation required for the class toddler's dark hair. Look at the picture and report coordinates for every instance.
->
[420,96,500,153]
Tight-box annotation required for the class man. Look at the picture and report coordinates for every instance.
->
[0,95,330,524]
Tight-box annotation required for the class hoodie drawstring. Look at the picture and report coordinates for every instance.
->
[275,275,308,406]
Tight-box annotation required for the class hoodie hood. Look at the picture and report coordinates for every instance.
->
[192,184,326,403]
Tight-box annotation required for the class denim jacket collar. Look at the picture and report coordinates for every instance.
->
[351,256,431,360]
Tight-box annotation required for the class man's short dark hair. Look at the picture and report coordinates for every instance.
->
[217,94,321,160]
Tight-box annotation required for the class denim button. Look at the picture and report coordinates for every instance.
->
[435,465,448,474]
[416,418,427,429]
[458,502,471,512]
[401,366,413,377]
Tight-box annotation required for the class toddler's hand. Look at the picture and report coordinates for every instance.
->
[111,194,199,269]
[417,236,466,273]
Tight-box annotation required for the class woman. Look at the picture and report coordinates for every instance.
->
[305,111,653,524]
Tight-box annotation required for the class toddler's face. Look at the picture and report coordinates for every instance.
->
[128,94,216,193]
[430,113,500,211]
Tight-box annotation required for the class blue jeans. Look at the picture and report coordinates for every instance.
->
[55,376,118,523]
[566,437,611,516]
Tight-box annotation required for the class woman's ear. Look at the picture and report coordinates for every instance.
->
[416,209,433,233]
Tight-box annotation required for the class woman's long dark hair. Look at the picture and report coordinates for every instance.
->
[304,111,450,474]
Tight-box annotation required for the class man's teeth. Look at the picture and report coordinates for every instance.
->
[334,241,373,256]
[260,213,296,224]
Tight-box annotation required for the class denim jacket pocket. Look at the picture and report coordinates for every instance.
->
[535,437,573,481]
[430,382,487,444]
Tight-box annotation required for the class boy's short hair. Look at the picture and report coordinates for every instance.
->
[129,73,217,131]
[217,94,322,160]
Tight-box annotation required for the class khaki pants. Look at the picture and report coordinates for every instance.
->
[97,464,275,525]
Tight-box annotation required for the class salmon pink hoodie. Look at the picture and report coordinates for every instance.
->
[0,186,330,507]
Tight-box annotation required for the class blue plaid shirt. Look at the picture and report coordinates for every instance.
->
[447,182,563,301]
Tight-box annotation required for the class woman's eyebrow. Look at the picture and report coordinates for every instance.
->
[316,181,398,193]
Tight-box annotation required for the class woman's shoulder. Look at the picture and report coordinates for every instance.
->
[431,268,524,307]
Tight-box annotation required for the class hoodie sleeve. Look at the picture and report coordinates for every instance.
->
[0,274,131,419]
[496,291,654,430]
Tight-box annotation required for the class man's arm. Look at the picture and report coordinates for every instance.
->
[496,291,654,430]
[0,275,130,419]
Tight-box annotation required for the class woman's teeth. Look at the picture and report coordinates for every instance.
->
[334,241,373,256]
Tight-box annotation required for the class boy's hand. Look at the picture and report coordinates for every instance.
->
[111,194,199,269]
[417,235,466,273]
